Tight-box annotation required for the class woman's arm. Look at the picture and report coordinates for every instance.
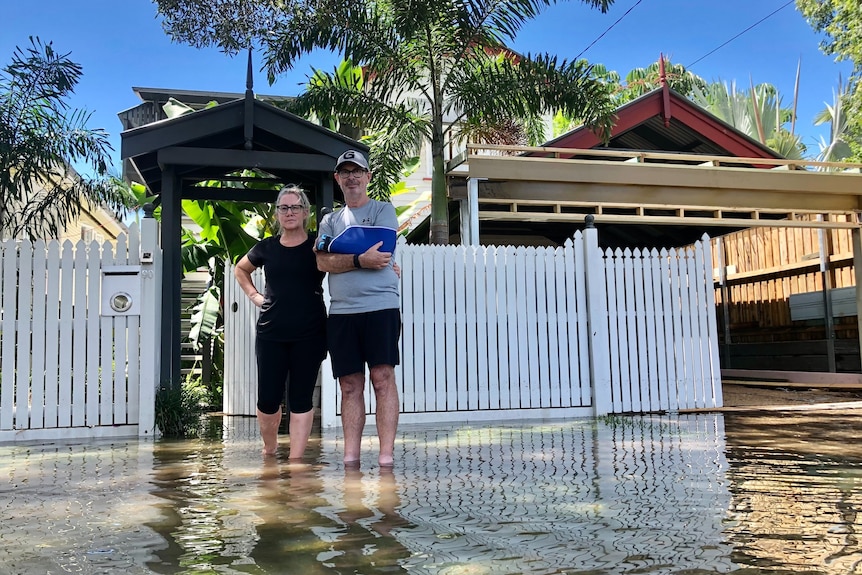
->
[234,255,265,308]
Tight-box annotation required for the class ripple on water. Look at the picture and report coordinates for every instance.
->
[1,413,861,574]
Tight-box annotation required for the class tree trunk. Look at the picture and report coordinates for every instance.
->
[429,123,449,245]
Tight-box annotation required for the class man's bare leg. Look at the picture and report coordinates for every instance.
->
[287,408,315,461]
[339,372,366,464]
[370,364,399,466]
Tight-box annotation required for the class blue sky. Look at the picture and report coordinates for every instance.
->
[2,0,852,175]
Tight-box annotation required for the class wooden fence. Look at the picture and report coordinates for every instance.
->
[224,226,722,427]
[0,220,160,443]
[712,215,861,371]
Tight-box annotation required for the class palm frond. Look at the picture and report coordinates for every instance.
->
[448,48,614,139]
[1,37,125,238]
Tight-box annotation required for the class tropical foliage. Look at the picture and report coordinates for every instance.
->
[154,0,619,244]
[553,57,708,137]
[796,0,862,162]
[285,59,421,201]
[0,37,132,239]
[613,58,708,104]
[796,0,862,74]
[690,77,806,159]
[813,76,855,167]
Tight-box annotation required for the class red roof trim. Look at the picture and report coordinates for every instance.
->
[544,89,781,160]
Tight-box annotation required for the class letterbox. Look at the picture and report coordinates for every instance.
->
[101,265,142,316]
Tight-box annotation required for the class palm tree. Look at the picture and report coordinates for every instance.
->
[615,57,707,104]
[0,37,131,239]
[288,58,422,201]
[264,0,618,244]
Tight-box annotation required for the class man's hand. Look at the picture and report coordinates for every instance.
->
[359,241,391,270]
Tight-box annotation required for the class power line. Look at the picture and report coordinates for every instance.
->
[685,0,795,68]
[574,0,644,61]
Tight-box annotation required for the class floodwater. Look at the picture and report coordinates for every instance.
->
[2,411,862,575]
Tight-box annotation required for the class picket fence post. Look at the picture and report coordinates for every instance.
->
[583,218,612,415]
[701,234,724,407]
[138,206,161,436]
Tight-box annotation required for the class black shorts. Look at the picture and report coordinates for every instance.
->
[256,333,326,414]
[327,308,401,377]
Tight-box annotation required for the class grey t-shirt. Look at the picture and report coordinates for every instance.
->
[318,199,400,314]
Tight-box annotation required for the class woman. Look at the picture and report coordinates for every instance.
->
[234,186,326,459]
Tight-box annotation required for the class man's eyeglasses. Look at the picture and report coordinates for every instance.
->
[337,168,368,179]
[276,204,305,214]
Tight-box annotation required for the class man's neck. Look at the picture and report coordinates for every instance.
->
[345,194,371,209]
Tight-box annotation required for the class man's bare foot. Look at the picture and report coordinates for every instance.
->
[378,455,394,467]
[344,459,360,469]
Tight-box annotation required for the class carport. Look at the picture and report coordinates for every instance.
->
[447,142,862,374]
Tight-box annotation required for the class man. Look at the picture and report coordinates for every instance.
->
[316,150,401,467]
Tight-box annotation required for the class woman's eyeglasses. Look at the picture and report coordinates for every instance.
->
[276,204,305,214]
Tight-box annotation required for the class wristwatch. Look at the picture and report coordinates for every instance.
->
[353,254,362,269]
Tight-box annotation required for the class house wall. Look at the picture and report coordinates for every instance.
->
[58,202,127,244]
[11,163,127,243]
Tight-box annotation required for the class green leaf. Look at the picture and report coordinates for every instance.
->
[188,285,221,351]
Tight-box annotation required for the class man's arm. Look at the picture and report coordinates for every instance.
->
[315,250,356,274]
[315,241,391,274]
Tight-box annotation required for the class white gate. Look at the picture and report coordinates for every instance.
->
[0,220,161,443]
[223,267,265,416]
[223,227,722,427]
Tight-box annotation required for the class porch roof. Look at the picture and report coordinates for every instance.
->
[121,91,365,204]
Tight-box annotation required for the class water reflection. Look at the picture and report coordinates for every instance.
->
[1,412,861,573]
[0,439,164,574]
[723,412,862,573]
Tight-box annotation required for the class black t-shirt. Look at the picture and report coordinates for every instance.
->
[246,234,326,341]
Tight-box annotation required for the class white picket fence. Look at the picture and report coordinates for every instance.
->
[223,226,722,428]
[0,220,160,443]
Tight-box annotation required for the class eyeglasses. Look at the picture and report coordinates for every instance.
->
[337,168,368,179]
[276,204,305,214]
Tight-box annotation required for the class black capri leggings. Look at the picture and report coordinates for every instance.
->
[255,333,326,414]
